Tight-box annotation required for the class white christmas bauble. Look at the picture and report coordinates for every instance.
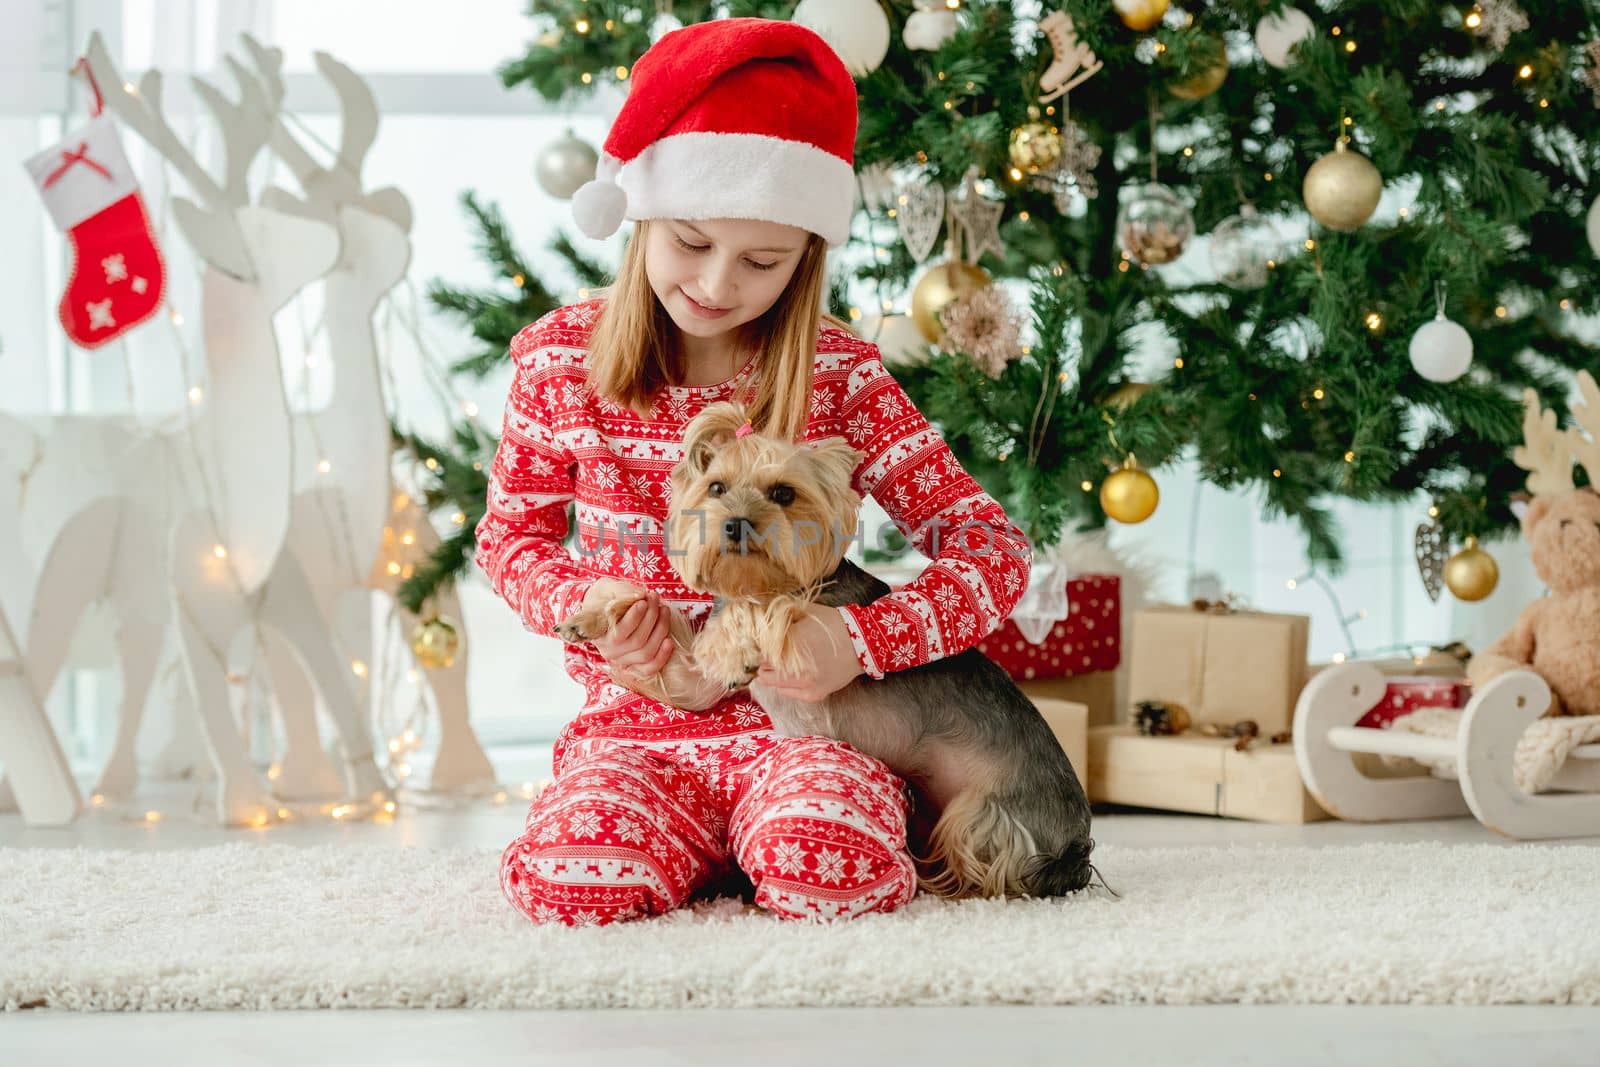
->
[904,7,958,51]
[1255,8,1314,69]
[1409,315,1473,383]
[536,129,598,200]
[792,0,891,77]
[648,11,684,43]
[1588,193,1600,259]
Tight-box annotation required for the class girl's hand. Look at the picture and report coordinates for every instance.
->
[593,592,676,676]
[755,605,865,703]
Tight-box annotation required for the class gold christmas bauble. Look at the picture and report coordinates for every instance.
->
[411,615,462,670]
[1100,458,1160,524]
[1168,35,1229,100]
[1302,141,1383,232]
[1444,537,1499,602]
[910,260,993,343]
[1009,121,1064,175]
[1114,0,1169,32]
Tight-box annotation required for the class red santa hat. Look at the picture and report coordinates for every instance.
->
[571,17,859,248]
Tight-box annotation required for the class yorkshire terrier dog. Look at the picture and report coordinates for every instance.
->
[662,401,1095,900]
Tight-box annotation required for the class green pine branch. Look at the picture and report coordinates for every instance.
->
[408,0,1600,603]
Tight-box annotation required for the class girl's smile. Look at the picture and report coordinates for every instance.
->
[680,288,733,318]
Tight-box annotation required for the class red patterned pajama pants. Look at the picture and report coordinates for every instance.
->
[499,686,918,927]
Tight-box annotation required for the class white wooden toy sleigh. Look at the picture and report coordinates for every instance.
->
[1294,662,1600,840]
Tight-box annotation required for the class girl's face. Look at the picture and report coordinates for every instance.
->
[643,218,810,343]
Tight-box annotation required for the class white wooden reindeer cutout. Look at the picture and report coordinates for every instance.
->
[0,419,83,826]
[0,36,380,827]
[0,35,496,825]
[241,36,494,797]
[82,33,406,824]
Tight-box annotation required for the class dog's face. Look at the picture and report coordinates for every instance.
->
[667,402,864,599]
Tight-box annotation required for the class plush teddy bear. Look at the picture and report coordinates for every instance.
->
[1466,371,1600,717]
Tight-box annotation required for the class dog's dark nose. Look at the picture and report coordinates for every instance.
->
[723,517,753,544]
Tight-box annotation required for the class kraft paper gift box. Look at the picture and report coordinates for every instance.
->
[1087,726,1328,824]
[1032,697,1088,784]
[1021,671,1118,728]
[1129,604,1312,734]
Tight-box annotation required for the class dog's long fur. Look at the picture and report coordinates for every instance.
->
[756,558,1096,899]
[656,402,1096,900]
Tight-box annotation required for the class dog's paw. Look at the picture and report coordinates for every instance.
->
[692,635,760,691]
[704,659,758,691]
[721,664,760,691]
[553,609,607,643]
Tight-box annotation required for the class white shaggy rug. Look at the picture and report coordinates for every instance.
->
[4,841,1600,1010]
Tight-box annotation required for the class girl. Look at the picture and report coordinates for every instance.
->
[478,17,1033,927]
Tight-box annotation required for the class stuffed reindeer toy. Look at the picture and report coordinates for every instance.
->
[1467,370,1600,717]
[555,403,1096,899]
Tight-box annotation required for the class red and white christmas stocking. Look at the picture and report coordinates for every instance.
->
[24,113,166,349]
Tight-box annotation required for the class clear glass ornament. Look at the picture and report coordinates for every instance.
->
[1211,204,1286,290]
[1116,182,1194,266]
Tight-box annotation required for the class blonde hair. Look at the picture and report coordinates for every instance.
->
[583,220,854,442]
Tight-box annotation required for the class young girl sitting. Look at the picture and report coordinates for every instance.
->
[478,17,1033,927]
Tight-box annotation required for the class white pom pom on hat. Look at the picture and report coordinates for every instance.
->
[572,154,626,239]
[569,18,859,248]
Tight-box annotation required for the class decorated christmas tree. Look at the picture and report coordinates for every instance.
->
[402,0,1600,612]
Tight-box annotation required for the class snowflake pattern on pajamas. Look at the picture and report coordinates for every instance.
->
[477,300,1032,927]
[500,724,918,926]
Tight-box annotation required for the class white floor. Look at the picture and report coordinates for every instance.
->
[5,754,1600,1065]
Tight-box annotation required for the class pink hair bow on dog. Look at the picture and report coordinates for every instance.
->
[735,421,754,438]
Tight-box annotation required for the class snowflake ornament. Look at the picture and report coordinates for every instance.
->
[1028,119,1101,209]
[1469,1,1528,52]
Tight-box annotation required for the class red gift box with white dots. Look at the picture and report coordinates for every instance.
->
[975,574,1121,681]
[1355,677,1471,729]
